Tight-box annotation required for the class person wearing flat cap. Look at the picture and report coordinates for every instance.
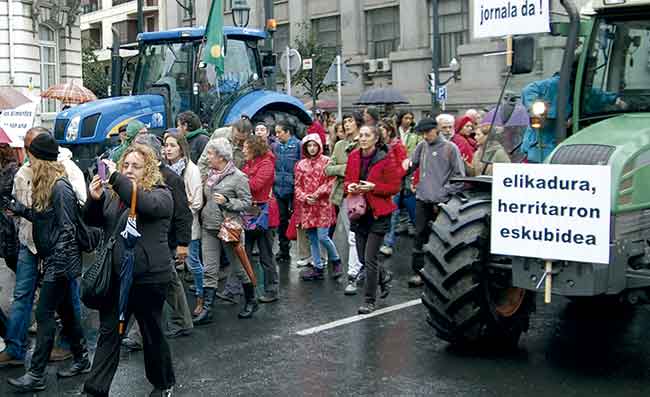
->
[402,117,465,288]
[6,133,90,392]
[110,120,147,162]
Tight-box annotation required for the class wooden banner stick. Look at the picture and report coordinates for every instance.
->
[544,260,552,304]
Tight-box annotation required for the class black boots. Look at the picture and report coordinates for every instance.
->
[238,283,259,319]
[193,287,216,326]
[7,371,46,392]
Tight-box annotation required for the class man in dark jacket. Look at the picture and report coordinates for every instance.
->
[177,111,209,164]
[123,134,194,349]
[272,121,301,263]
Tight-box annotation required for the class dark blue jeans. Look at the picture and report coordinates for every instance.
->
[4,245,39,360]
[384,191,417,247]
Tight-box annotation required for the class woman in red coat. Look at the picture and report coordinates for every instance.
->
[344,125,402,314]
[451,115,478,163]
[242,136,280,303]
[294,133,342,281]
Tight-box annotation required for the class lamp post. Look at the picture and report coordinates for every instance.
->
[232,0,251,28]
[431,0,441,115]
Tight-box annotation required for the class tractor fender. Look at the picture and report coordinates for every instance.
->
[451,175,493,193]
[224,90,312,126]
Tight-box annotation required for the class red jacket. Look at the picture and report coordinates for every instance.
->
[344,145,402,218]
[243,151,280,227]
[294,134,336,229]
[389,138,408,179]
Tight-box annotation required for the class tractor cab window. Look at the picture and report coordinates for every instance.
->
[134,42,193,116]
[196,38,261,127]
[581,18,650,119]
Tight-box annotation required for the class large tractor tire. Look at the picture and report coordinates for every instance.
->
[421,191,535,348]
[253,110,308,139]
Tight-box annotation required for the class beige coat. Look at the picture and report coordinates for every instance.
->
[182,160,203,240]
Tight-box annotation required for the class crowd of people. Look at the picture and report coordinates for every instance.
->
[0,106,508,396]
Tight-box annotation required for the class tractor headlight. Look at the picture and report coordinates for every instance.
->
[66,115,80,141]
[530,101,548,129]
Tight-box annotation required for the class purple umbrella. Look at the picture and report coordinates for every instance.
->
[483,102,529,127]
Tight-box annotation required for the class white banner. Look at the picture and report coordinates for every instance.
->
[473,0,550,39]
[490,163,611,264]
[0,100,38,148]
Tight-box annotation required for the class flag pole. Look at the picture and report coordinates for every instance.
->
[336,49,342,122]
[286,46,292,96]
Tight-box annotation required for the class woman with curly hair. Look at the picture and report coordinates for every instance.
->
[6,134,89,392]
[83,144,176,397]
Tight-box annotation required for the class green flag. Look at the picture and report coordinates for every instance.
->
[203,0,224,75]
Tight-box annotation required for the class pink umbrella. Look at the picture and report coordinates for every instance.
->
[0,87,31,111]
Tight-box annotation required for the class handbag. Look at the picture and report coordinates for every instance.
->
[218,217,244,243]
[81,181,137,310]
[76,205,103,253]
[286,211,298,241]
[345,194,367,221]
[242,203,270,231]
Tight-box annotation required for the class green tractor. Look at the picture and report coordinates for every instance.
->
[421,0,650,347]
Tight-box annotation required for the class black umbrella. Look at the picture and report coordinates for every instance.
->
[354,87,409,105]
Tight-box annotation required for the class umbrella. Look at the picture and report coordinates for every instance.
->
[0,87,31,110]
[354,87,409,105]
[483,102,529,127]
[218,219,257,286]
[40,81,97,105]
[304,99,338,110]
[118,182,141,335]
[0,128,12,145]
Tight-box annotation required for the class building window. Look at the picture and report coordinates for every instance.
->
[181,0,195,26]
[112,0,132,6]
[366,7,400,59]
[82,0,101,14]
[112,20,138,44]
[274,23,290,56]
[312,16,341,58]
[431,0,469,65]
[39,25,58,114]
[81,28,102,50]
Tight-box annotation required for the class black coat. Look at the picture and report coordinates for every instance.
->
[84,172,174,285]
[160,165,192,249]
[18,178,81,281]
[188,134,209,165]
[0,162,18,260]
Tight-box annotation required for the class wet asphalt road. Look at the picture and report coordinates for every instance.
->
[0,234,650,396]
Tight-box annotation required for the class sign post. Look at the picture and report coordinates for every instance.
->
[491,163,612,303]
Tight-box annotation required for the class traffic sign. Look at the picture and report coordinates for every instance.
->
[279,48,302,76]
[437,86,448,102]
[303,58,313,70]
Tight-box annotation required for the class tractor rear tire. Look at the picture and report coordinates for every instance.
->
[253,111,308,139]
[421,191,534,348]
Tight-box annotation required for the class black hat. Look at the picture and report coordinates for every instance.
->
[28,133,59,161]
[414,118,438,132]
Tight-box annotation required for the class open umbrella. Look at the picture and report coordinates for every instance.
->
[0,128,12,145]
[118,182,141,335]
[41,81,97,105]
[0,87,31,111]
[354,87,409,105]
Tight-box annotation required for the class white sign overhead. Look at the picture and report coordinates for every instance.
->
[473,0,550,39]
[490,163,611,265]
[0,99,37,148]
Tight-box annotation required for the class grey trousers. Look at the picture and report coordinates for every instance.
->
[202,229,250,289]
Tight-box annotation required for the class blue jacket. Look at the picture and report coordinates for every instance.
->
[521,74,618,162]
[273,136,301,198]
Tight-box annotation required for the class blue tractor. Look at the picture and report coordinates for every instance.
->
[53,26,311,171]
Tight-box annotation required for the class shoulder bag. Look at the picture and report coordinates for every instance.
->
[81,181,137,310]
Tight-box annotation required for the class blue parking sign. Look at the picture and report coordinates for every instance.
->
[437,86,448,102]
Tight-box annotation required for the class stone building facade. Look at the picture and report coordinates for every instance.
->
[165,0,592,118]
[0,0,82,124]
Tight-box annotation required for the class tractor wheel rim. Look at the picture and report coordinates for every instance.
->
[494,287,526,318]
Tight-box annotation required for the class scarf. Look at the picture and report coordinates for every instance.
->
[169,158,187,176]
[185,128,210,141]
[206,160,236,188]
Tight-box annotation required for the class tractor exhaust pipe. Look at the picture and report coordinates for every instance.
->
[555,0,580,143]
[110,27,122,98]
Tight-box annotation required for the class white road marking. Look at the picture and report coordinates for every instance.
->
[296,299,422,336]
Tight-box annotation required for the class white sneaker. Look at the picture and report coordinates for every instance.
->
[344,280,358,295]
[296,257,312,267]
[379,245,393,256]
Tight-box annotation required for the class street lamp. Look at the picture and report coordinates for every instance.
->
[232,0,251,28]
[440,58,461,85]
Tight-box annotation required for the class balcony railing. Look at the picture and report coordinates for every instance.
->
[81,0,101,14]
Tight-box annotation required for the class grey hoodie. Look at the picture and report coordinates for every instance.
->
[410,135,465,203]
